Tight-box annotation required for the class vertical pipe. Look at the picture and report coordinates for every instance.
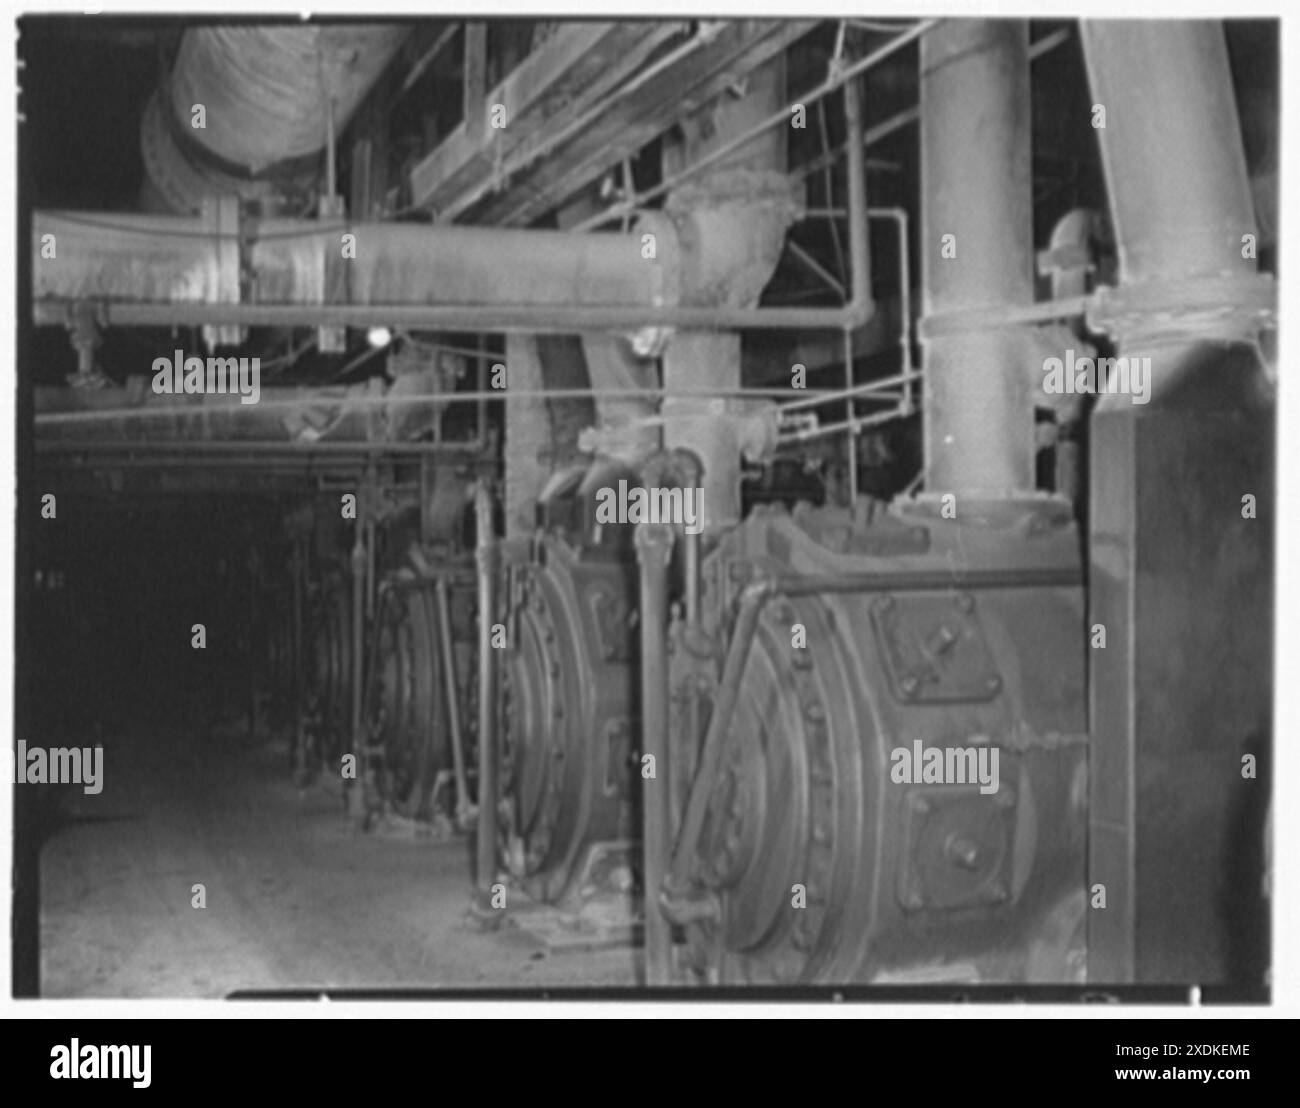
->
[843,327,857,504]
[290,537,304,770]
[684,530,700,630]
[348,528,366,818]
[473,482,500,908]
[843,75,871,317]
[635,521,676,985]
[365,516,376,620]
[892,208,914,412]
[247,549,257,743]
[920,20,1035,495]
[437,575,471,828]
[476,335,489,451]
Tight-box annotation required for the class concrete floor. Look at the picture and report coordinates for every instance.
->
[39,717,640,997]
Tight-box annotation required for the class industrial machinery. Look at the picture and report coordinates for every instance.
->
[659,499,1088,983]
[495,462,642,902]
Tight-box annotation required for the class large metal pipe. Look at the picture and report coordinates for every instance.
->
[33,380,446,449]
[30,214,879,336]
[473,482,501,912]
[1080,21,1256,293]
[919,21,1036,496]
[1078,20,1268,362]
[347,526,367,819]
[435,576,472,830]
[635,521,676,986]
[33,213,677,312]
[141,24,409,214]
[33,67,877,335]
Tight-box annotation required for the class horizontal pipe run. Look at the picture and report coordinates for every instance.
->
[35,458,396,474]
[473,482,500,909]
[32,297,867,335]
[635,521,678,985]
[778,369,922,413]
[35,439,485,456]
[779,402,909,443]
[775,565,1083,594]
[33,213,670,311]
[35,58,881,337]
[36,76,873,334]
[36,385,891,430]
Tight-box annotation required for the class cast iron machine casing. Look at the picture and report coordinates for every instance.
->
[495,465,642,904]
[362,570,449,823]
[660,496,1089,984]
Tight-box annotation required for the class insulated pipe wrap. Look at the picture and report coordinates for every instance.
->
[169,25,408,172]
[143,24,408,212]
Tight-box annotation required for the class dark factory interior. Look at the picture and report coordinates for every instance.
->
[14,16,1276,998]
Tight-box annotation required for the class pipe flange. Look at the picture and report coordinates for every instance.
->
[1087,274,1277,346]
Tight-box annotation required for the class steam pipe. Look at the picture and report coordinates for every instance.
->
[34,58,875,335]
[435,576,472,830]
[640,448,703,628]
[33,214,677,313]
[635,521,677,985]
[1081,22,1255,289]
[472,481,500,912]
[919,20,1036,496]
[347,525,367,820]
